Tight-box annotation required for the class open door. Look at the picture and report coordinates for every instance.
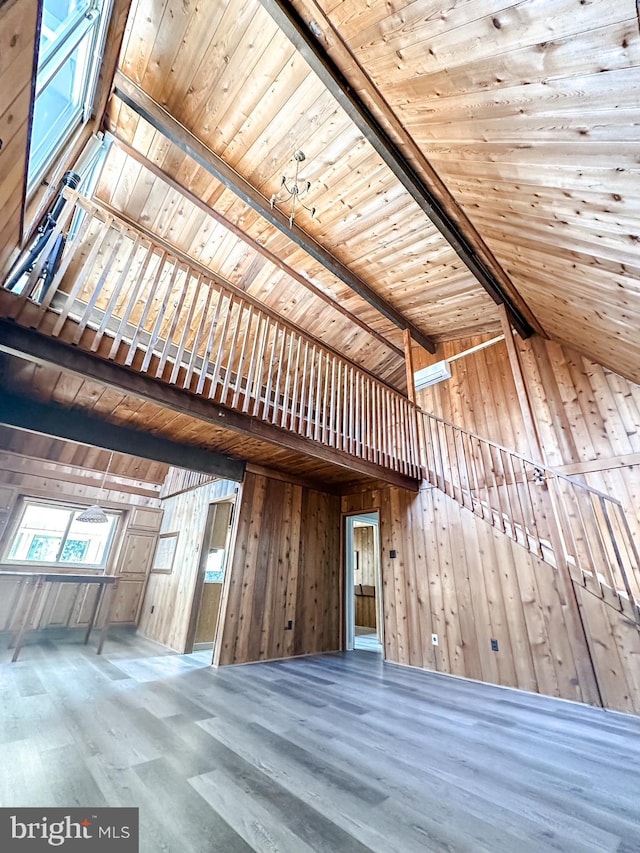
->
[345,512,383,654]
[186,499,234,653]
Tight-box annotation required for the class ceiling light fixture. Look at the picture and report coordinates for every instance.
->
[77,450,114,524]
[270,150,316,227]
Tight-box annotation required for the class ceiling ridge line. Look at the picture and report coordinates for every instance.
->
[259,0,539,341]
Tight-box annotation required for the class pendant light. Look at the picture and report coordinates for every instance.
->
[77,450,113,523]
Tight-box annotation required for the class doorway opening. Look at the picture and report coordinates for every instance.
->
[186,499,234,653]
[344,512,383,654]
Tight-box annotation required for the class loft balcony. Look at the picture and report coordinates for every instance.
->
[0,190,421,490]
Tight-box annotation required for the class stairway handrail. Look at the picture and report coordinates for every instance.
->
[417,407,626,507]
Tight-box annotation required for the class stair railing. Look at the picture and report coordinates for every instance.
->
[418,409,640,617]
[0,189,421,479]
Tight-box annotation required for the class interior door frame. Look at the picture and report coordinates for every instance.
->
[343,510,382,652]
[184,496,234,654]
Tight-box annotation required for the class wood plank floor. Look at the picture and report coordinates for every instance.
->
[1,629,639,852]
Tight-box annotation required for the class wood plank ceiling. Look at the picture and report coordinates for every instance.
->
[98,0,640,387]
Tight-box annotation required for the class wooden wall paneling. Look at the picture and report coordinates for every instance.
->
[138,478,237,651]
[353,526,375,585]
[215,472,340,665]
[420,488,449,674]
[432,488,465,678]
[0,0,39,276]
[404,488,429,669]
[492,528,538,694]
[378,486,399,662]
[575,584,640,715]
[443,490,483,684]
[457,505,500,687]
[353,483,604,705]
[110,580,146,624]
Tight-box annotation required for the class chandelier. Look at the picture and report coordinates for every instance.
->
[269,150,316,227]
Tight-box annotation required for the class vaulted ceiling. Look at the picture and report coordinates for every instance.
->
[98,0,640,386]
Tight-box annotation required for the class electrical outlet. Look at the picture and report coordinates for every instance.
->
[491,638,499,652]
[431,633,439,646]
[285,620,293,630]
[390,549,397,559]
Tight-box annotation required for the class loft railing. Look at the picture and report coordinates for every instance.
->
[0,190,420,479]
[418,409,640,619]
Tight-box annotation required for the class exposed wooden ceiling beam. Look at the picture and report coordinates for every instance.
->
[112,71,437,354]
[0,388,246,483]
[258,0,536,341]
[108,133,404,361]
[0,322,420,491]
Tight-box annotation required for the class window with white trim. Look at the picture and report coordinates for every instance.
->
[3,499,119,570]
[27,0,112,194]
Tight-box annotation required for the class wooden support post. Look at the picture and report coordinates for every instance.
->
[403,329,416,405]
[499,305,545,463]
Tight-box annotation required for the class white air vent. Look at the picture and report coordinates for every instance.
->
[414,360,452,390]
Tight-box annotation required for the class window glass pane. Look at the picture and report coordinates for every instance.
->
[39,0,91,63]
[6,502,117,567]
[8,504,71,561]
[65,513,116,565]
[29,34,91,184]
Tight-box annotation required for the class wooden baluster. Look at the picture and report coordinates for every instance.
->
[196,286,225,395]
[170,272,204,384]
[385,388,392,467]
[262,321,280,421]
[409,403,421,478]
[91,233,144,353]
[400,399,411,476]
[342,364,349,454]
[251,317,271,416]
[297,341,310,435]
[390,392,397,470]
[397,396,407,474]
[504,451,528,548]
[183,279,215,390]
[321,352,331,445]
[156,265,191,378]
[347,366,355,455]
[109,244,156,361]
[208,294,236,401]
[288,336,304,433]
[72,226,127,346]
[371,381,379,464]
[52,216,115,337]
[354,370,361,457]
[305,345,318,438]
[314,350,324,442]
[125,251,169,367]
[423,415,438,486]
[276,331,302,429]
[141,259,182,373]
[387,391,396,471]
[220,298,245,406]
[328,356,337,448]
[242,312,265,412]
[335,360,343,451]
[231,305,255,408]
[455,428,474,509]
[368,377,376,463]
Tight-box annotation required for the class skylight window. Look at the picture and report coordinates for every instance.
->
[27,0,111,194]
